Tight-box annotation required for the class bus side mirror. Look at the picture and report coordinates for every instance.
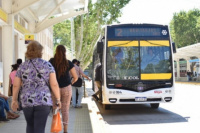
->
[172,42,176,53]
[97,42,103,54]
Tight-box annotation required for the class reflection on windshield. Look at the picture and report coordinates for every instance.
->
[107,47,139,80]
[141,46,171,73]
[106,46,172,81]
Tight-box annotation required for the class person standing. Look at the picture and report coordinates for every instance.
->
[16,58,22,66]
[11,41,61,133]
[92,63,102,102]
[187,70,191,81]
[8,64,19,96]
[71,59,91,108]
[49,45,78,133]
[16,58,23,111]
[77,60,80,66]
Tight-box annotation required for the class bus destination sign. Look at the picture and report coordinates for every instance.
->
[115,27,163,37]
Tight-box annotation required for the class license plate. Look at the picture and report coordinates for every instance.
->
[135,97,147,101]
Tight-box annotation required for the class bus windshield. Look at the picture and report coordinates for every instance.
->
[107,46,140,80]
[141,46,171,73]
[106,24,173,82]
[106,44,172,81]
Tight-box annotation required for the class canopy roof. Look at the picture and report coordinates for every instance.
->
[14,0,88,33]
[174,43,200,60]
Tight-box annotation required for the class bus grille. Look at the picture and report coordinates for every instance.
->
[119,98,162,102]
[107,81,172,92]
[122,81,172,92]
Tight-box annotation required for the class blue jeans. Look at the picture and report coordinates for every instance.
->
[72,86,83,106]
[0,98,10,118]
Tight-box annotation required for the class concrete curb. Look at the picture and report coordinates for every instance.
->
[86,98,109,133]
[84,83,110,133]
[176,81,200,85]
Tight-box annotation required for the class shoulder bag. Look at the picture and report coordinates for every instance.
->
[30,60,51,91]
[72,67,82,87]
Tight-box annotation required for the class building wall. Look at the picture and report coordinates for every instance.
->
[13,27,54,62]
[37,27,54,61]
[0,5,54,94]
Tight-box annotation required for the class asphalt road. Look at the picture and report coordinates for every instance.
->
[93,83,200,133]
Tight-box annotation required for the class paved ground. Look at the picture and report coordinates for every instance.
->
[95,82,200,133]
[176,81,200,85]
[0,81,107,133]
[0,80,199,133]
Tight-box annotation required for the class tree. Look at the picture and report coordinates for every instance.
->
[170,9,200,48]
[73,0,131,70]
[53,0,130,70]
[53,20,71,48]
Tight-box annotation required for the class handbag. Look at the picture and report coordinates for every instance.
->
[72,77,82,87]
[51,108,62,132]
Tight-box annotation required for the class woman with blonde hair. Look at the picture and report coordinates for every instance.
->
[49,45,78,133]
[11,41,61,133]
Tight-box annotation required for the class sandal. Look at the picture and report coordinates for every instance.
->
[9,112,20,118]
[7,114,19,119]
[7,115,16,119]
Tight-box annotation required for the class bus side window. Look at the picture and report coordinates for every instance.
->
[97,42,103,54]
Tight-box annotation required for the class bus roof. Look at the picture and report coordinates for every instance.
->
[106,23,168,28]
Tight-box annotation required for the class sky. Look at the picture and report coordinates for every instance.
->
[118,0,200,25]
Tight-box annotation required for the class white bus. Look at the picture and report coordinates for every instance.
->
[92,24,176,109]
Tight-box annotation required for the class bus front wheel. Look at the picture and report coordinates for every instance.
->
[103,104,111,110]
[150,103,159,109]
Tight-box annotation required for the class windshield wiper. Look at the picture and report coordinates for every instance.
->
[109,40,136,47]
[143,40,169,47]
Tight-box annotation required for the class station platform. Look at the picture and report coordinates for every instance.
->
[175,81,200,85]
[0,81,199,133]
[0,84,108,133]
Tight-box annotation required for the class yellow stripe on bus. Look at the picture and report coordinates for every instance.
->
[108,41,138,47]
[141,73,172,80]
[140,40,170,46]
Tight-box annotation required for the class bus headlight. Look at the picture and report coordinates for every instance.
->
[109,98,117,103]
[164,97,172,102]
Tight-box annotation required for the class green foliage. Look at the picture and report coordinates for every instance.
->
[53,0,131,69]
[170,9,200,48]
[53,20,71,47]
[74,0,131,69]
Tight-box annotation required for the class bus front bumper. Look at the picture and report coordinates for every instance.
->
[102,88,174,104]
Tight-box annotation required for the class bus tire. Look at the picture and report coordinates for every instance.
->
[103,104,111,110]
[150,103,159,109]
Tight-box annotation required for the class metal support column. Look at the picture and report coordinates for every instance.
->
[176,59,180,81]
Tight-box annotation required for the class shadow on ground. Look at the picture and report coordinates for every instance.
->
[94,101,188,125]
